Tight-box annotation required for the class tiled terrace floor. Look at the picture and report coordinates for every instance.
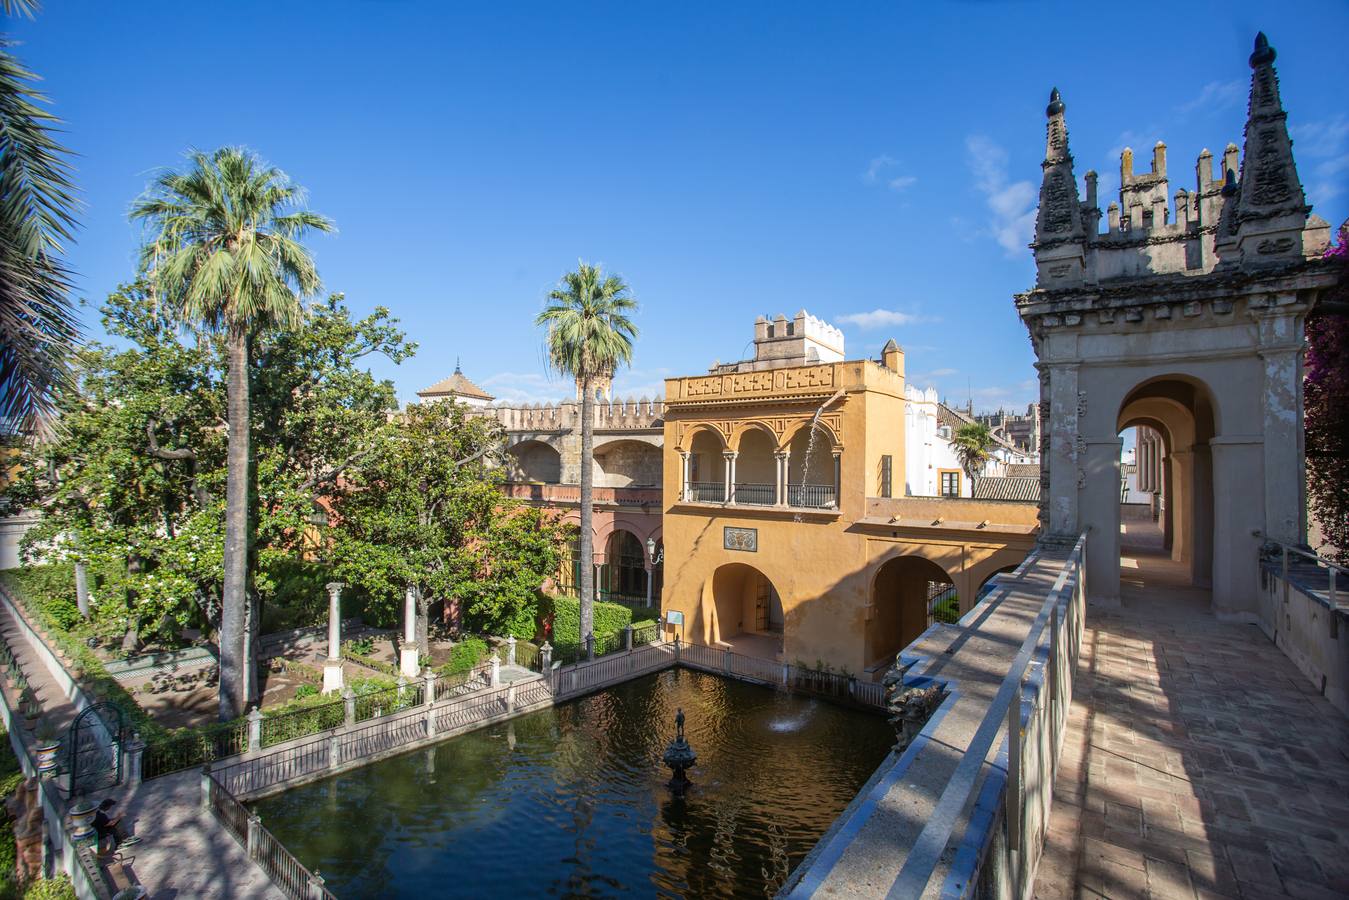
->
[1034,531,1349,899]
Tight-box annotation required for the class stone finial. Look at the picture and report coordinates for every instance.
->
[1249,31,1275,68]
[1033,86,1086,284]
[1046,86,1064,117]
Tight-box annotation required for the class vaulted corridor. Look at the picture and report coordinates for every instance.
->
[1033,525,1349,898]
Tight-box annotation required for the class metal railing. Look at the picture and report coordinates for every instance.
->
[205,771,337,900]
[787,483,836,508]
[687,482,725,503]
[733,483,776,505]
[144,719,249,780]
[1258,538,1348,716]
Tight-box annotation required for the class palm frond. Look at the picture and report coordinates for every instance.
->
[535,261,639,384]
[0,40,80,433]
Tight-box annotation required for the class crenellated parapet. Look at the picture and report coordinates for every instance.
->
[481,396,665,433]
[1030,35,1332,293]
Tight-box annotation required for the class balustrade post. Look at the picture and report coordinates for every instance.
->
[507,682,517,714]
[539,641,552,672]
[722,647,731,674]
[624,624,633,652]
[246,812,261,860]
[122,732,145,786]
[673,634,681,662]
[782,663,790,686]
[343,688,356,726]
[247,707,263,753]
[199,762,212,812]
[329,732,340,770]
[506,636,517,667]
[585,633,594,662]
[397,675,408,704]
[307,870,326,900]
[490,656,501,688]
[424,668,438,738]
[1282,546,1290,606]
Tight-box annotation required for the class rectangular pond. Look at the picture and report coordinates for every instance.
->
[252,669,895,898]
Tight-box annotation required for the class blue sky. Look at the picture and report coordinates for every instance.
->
[14,2,1348,411]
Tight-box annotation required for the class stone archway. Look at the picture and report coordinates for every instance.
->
[506,439,562,483]
[866,555,953,668]
[703,563,784,659]
[599,530,647,605]
[1116,375,1218,594]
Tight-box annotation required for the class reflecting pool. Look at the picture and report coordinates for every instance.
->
[253,669,894,898]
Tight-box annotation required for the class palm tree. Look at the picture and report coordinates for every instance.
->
[535,263,637,648]
[952,422,996,497]
[131,148,333,720]
[0,0,80,437]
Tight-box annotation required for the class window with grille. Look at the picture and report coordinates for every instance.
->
[940,470,961,497]
[880,455,892,498]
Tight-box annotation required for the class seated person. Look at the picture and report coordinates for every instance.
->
[93,799,140,854]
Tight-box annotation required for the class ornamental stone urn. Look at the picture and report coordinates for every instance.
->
[662,708,697,795]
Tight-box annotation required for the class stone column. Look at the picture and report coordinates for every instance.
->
[490,656,501,687]
[1169,449,1193,566]
[723,451,737,504]
[1043,362,1081,543]
[1083,436,1123,604]
[774,450,789,506]
[400,586,420,678]
[1209,436,1263,621]
[323,582,345,694]
[1256,312,1306,545]
[644,565,653,608]
[506,636,516,666]
[678,450,691,502]
[122,732,145,786]
[247,708,263,752]
[832,450,842,508]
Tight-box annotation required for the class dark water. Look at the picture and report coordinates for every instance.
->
[253,669,894,899]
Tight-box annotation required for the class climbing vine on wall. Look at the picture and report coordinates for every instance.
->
[1306,221,1349,563]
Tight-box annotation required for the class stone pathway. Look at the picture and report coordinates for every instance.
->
[1033,541,1349,899]
[0,593,284,899]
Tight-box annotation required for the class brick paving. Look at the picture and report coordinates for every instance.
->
[1034,534,1349,900]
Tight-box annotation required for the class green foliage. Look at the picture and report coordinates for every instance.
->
[0,6,81,433]
[332,400,567,639]
[0,731,21,900]
[294,683,319,700]
[340,639,397,677]
[550,596,633,646]
[20,876,76,900]
[0,567,164,740]
[439,637,489,676]
[952,423,996,489]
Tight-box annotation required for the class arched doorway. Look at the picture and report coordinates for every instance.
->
[1116,376,1217,593]
[867,556,953,668]
[506,440,562,483]
[707,563,783,659]
[599,530,646,605]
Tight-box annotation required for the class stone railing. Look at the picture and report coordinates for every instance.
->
[502,482,661,507]
[482,397,665,433]
[1257,540,1348,717]
[782,534,1087,898]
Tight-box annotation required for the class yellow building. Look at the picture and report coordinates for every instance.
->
[659,312,1038,677]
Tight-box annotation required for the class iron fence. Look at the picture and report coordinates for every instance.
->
[787,483,836,508]
[733,483,775,505]
[260,700,346,749]
[144,719,248,780]
[688,482,725,503]
[206,773,337,900]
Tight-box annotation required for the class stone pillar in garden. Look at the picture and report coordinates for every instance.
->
[323,582,345,694]
[400,586,421,678]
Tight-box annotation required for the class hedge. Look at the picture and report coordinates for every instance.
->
[550,596,633,646]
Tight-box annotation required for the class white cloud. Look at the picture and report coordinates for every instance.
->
[1177,79,1244,115]
[1292,116,1349,207]
[965,135,1037,257]
[863,155,917,192]
[836,308,935,329]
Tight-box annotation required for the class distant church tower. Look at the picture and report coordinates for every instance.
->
[1015,34,1342,617]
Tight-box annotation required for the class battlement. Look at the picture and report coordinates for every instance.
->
[713,310,845,374]
[482,396,665,432]
[1029,35,1331,292]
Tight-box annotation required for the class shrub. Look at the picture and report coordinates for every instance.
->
[294,683,319,700]
[22,876,76,900]
[439,636,489,676]
[550,596,632,646]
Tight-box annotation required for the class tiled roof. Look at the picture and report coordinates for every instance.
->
[972,476,1041,502]
[417,368,495,401]
[1005,463,1040,478]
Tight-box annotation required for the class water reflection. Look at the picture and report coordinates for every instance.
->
[253,669,893,899]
